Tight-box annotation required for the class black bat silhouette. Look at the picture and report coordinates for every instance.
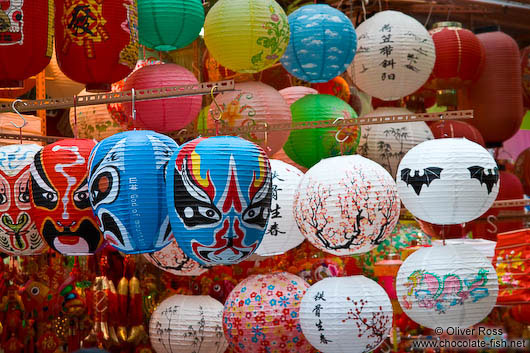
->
[401,167,443,195]
[468,166,499,194]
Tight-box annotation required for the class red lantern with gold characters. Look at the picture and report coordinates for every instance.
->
[55,0,139,92]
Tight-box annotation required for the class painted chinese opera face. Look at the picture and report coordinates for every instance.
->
[0,145,46,255]
[30,139,102,255]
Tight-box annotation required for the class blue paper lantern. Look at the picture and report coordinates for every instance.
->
[166,136,272,266]
[280,4,357,83]
[88,130,178,254]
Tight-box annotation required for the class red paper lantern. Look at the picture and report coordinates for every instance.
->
[522,46,530,109]
[0,0,53,88]
[311,76,351,102]
[458,31,524,147]
[427,22,485,89]
[514,147,530,195]
[55,0,139,92]
[0,78,35,99]
[429,120,486,147]
[417,221,467,239]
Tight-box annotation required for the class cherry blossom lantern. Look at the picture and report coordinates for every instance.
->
[278,86,318,106]
[144,240,207,277]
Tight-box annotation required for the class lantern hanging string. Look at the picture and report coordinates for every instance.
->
[360,0,367,21]
[11,99,27,144]
[424,3,434,27]
[73,95,78,139]
[131,88,137,130]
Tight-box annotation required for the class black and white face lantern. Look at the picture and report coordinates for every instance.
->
[396,138,499,225]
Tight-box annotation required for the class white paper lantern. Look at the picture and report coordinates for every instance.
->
[396,243,498,329]
[351,10,435,100]
[433,238,496,262]
[149,294,228,353]
[294,155,400,256]
[255,160,305,256]
[144,240,207,277]
[396,138,499,225]
[300,276,393,353]
[358,107,433,177]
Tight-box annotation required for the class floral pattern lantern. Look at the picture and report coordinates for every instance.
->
[351,10,436,101]
[294,155,400,256]
[223,272,312,353]
[278,86,318,106]
[396,243,498,329]
[300,276,393,353]
[144,239,207,277]
[281,4,356,83]
[204,0,289,73]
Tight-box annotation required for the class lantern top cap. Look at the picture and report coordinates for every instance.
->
[432,21,463,29]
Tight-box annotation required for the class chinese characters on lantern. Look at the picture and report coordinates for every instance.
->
[378,24,396,81]
[267,171,285,237]
[312,291,332,345]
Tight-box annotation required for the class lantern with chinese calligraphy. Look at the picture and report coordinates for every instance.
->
[55,0,139,92]
[429,120,485,147]
[351,10,436,101]
[255,160,305,257]
[300,276,393,353]
[311,76,351,102]
[223,272,312,353]
[280,4,356,83]
[30,139,103,255]
[149,294,228,353]
[144,240,207,277]
[204,0,289,74]
[294,155,400,256]
[396,243,498,329]
[88,130,178,254]
[0,0,53,87]
[279,86,318,106]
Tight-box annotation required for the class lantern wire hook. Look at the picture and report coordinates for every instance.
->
[210,85,222,121]
[334,116,349,143]
[131,88,137,130]
[11,99,27,144]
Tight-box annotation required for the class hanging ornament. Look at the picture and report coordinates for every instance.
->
[278,86,318,106]
[429,120,485,147]
[144,240,207,277]
[311,76,351,103]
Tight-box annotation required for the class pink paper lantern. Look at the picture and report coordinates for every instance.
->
[144,240,207,277]
[223,272,313,353]
[123,63,202,132]
[279,86,318,106]
[498,128,530,162]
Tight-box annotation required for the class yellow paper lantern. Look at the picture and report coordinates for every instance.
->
[45,48,84,98]
[204,0,290,73]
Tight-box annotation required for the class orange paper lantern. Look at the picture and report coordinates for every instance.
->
[311,76,351,102]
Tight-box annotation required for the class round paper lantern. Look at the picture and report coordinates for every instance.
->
[458,31,524,147]
[523,46,530,109]
[144,239,207,277]
[271,148,308,173]
[69,90,123,140]
[30,139,103,255]
[357,107,433,177]
[515,147,530,195]
[166,136,272,266]
[352,10,436,101]
[55,0,139,91]
[498,127,530,162]
[88,130,178,254]
[300,276,392,353]
[149,294,228,353]
[223,272,312,353]
[294,155,400,256]
[311,76,351,102]
[138,0,204,51]
[255,160,305,257]
[45,48,84,98]
[283,94,360,169]
[397,138,499,225]
[429,120,485,147]
[427,22,484,89]
[0,79,34,99]
[122,63,202,132]
[0,0,53,87]
[0,145,46,256]
[279,86,318,106]
[396,243,498,329]
[281,4,356,83]
[417,221,467,240]
[204,0,289,73]
[207,81,291,156]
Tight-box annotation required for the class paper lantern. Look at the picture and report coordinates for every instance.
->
[255,160,305,257]
[515,147,530,195]
[429,120,485,147]
[458,31,524,147]
[0,145,46,255]
[396,243,498,329]
[498,128,530,162]
[271,148,308,173]
[144,239,207,277]
[69,90,123,140]
[417,221,468,240]
[396,138,499,225]
[223,272,312,353]
[427,22,484,89]
[351,10,436,101]
[0,0,53,87]
[122,63,201,132]
[204,0,289,73]
[45,48,84,98]
[55,0,139,91]
[357,107,433,177]
[30,139,103,255]
[88,130,178,254]
[280,4,356,83]
[311,76,351,102]
[300,276,392,353]
[283,94,360,169]
[294,155,400,256]
[433,238,496,262]
[523,46,530,109]
[166,136,272,266]
[279,86,318,106]
[138,0,204,51]
[0,79,34,99]
[207,81,291,156]
[149,294,227,353]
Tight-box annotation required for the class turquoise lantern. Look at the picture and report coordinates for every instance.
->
[280,4,357,83]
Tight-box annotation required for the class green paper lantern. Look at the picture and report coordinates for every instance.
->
[283,94,360,168]
[138,0,205,51]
